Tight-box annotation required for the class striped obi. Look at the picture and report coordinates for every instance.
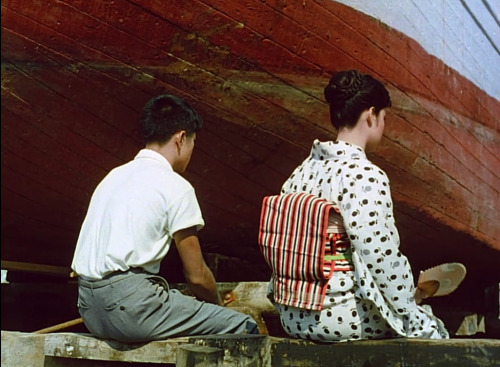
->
[258,193,352,311]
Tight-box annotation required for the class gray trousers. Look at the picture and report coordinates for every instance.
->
[77,269,259,342]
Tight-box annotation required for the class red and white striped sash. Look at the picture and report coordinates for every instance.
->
[258,193,338,311]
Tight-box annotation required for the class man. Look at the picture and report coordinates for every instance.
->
[71,94,258,342]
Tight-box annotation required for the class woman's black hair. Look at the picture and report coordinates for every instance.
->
[140,94,203,144]
[324,70,391,129]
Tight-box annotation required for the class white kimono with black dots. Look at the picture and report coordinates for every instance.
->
[275,140,448,342]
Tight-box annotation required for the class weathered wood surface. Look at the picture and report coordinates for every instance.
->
[42,333,269,366]
[177,344,225,367]
[3,281,499,366]
[1,0,499,320]
[268,336,500,367]
[1,331,46,367]
[43,332,189,364]
[3,330,499,367]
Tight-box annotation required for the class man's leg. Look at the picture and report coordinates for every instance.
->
[151,289,259,339]
[79,272,259,342]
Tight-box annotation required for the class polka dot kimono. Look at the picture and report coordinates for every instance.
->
[274,140,448,342]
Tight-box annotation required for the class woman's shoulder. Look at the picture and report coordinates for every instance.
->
[339,156,386,173]
[337,157,390,185]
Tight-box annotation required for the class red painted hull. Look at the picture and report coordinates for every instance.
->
[1,0,499,290]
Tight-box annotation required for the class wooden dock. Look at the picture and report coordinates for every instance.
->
[2,330,500,367]
[2,281,500,366]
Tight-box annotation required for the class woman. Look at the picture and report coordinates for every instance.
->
[273,70,449,342]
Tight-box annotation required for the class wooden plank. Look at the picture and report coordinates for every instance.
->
[269,336,500,367]
[1,331,46,367]
[34,318,84,334]
[1,260,70,277]
[43,333,189,363]
[4,329,500,367]
[176,344,224,367]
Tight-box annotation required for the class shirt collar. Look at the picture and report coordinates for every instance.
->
[310,139,366,160]
[134,149,173,170]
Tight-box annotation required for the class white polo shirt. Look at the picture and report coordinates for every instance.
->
[71,149,204,280]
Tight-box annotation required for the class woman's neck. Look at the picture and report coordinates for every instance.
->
[336,128,368,151]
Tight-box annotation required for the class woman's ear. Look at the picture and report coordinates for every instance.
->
[366,107,376,127]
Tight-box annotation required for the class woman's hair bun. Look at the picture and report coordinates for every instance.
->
[324,70,363,106]
[323,69,391,129]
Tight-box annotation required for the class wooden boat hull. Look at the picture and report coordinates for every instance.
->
[1,0,499,299]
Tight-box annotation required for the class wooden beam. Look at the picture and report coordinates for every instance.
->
[1,260,71,277]
[34,318,83,334]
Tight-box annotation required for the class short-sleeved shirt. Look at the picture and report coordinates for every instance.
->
[71,149,204,280]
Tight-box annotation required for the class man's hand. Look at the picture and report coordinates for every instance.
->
[174,226,223,306]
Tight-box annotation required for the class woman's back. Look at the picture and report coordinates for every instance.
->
[265,70,450,342]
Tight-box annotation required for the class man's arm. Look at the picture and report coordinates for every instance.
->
[173,226,223,306]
